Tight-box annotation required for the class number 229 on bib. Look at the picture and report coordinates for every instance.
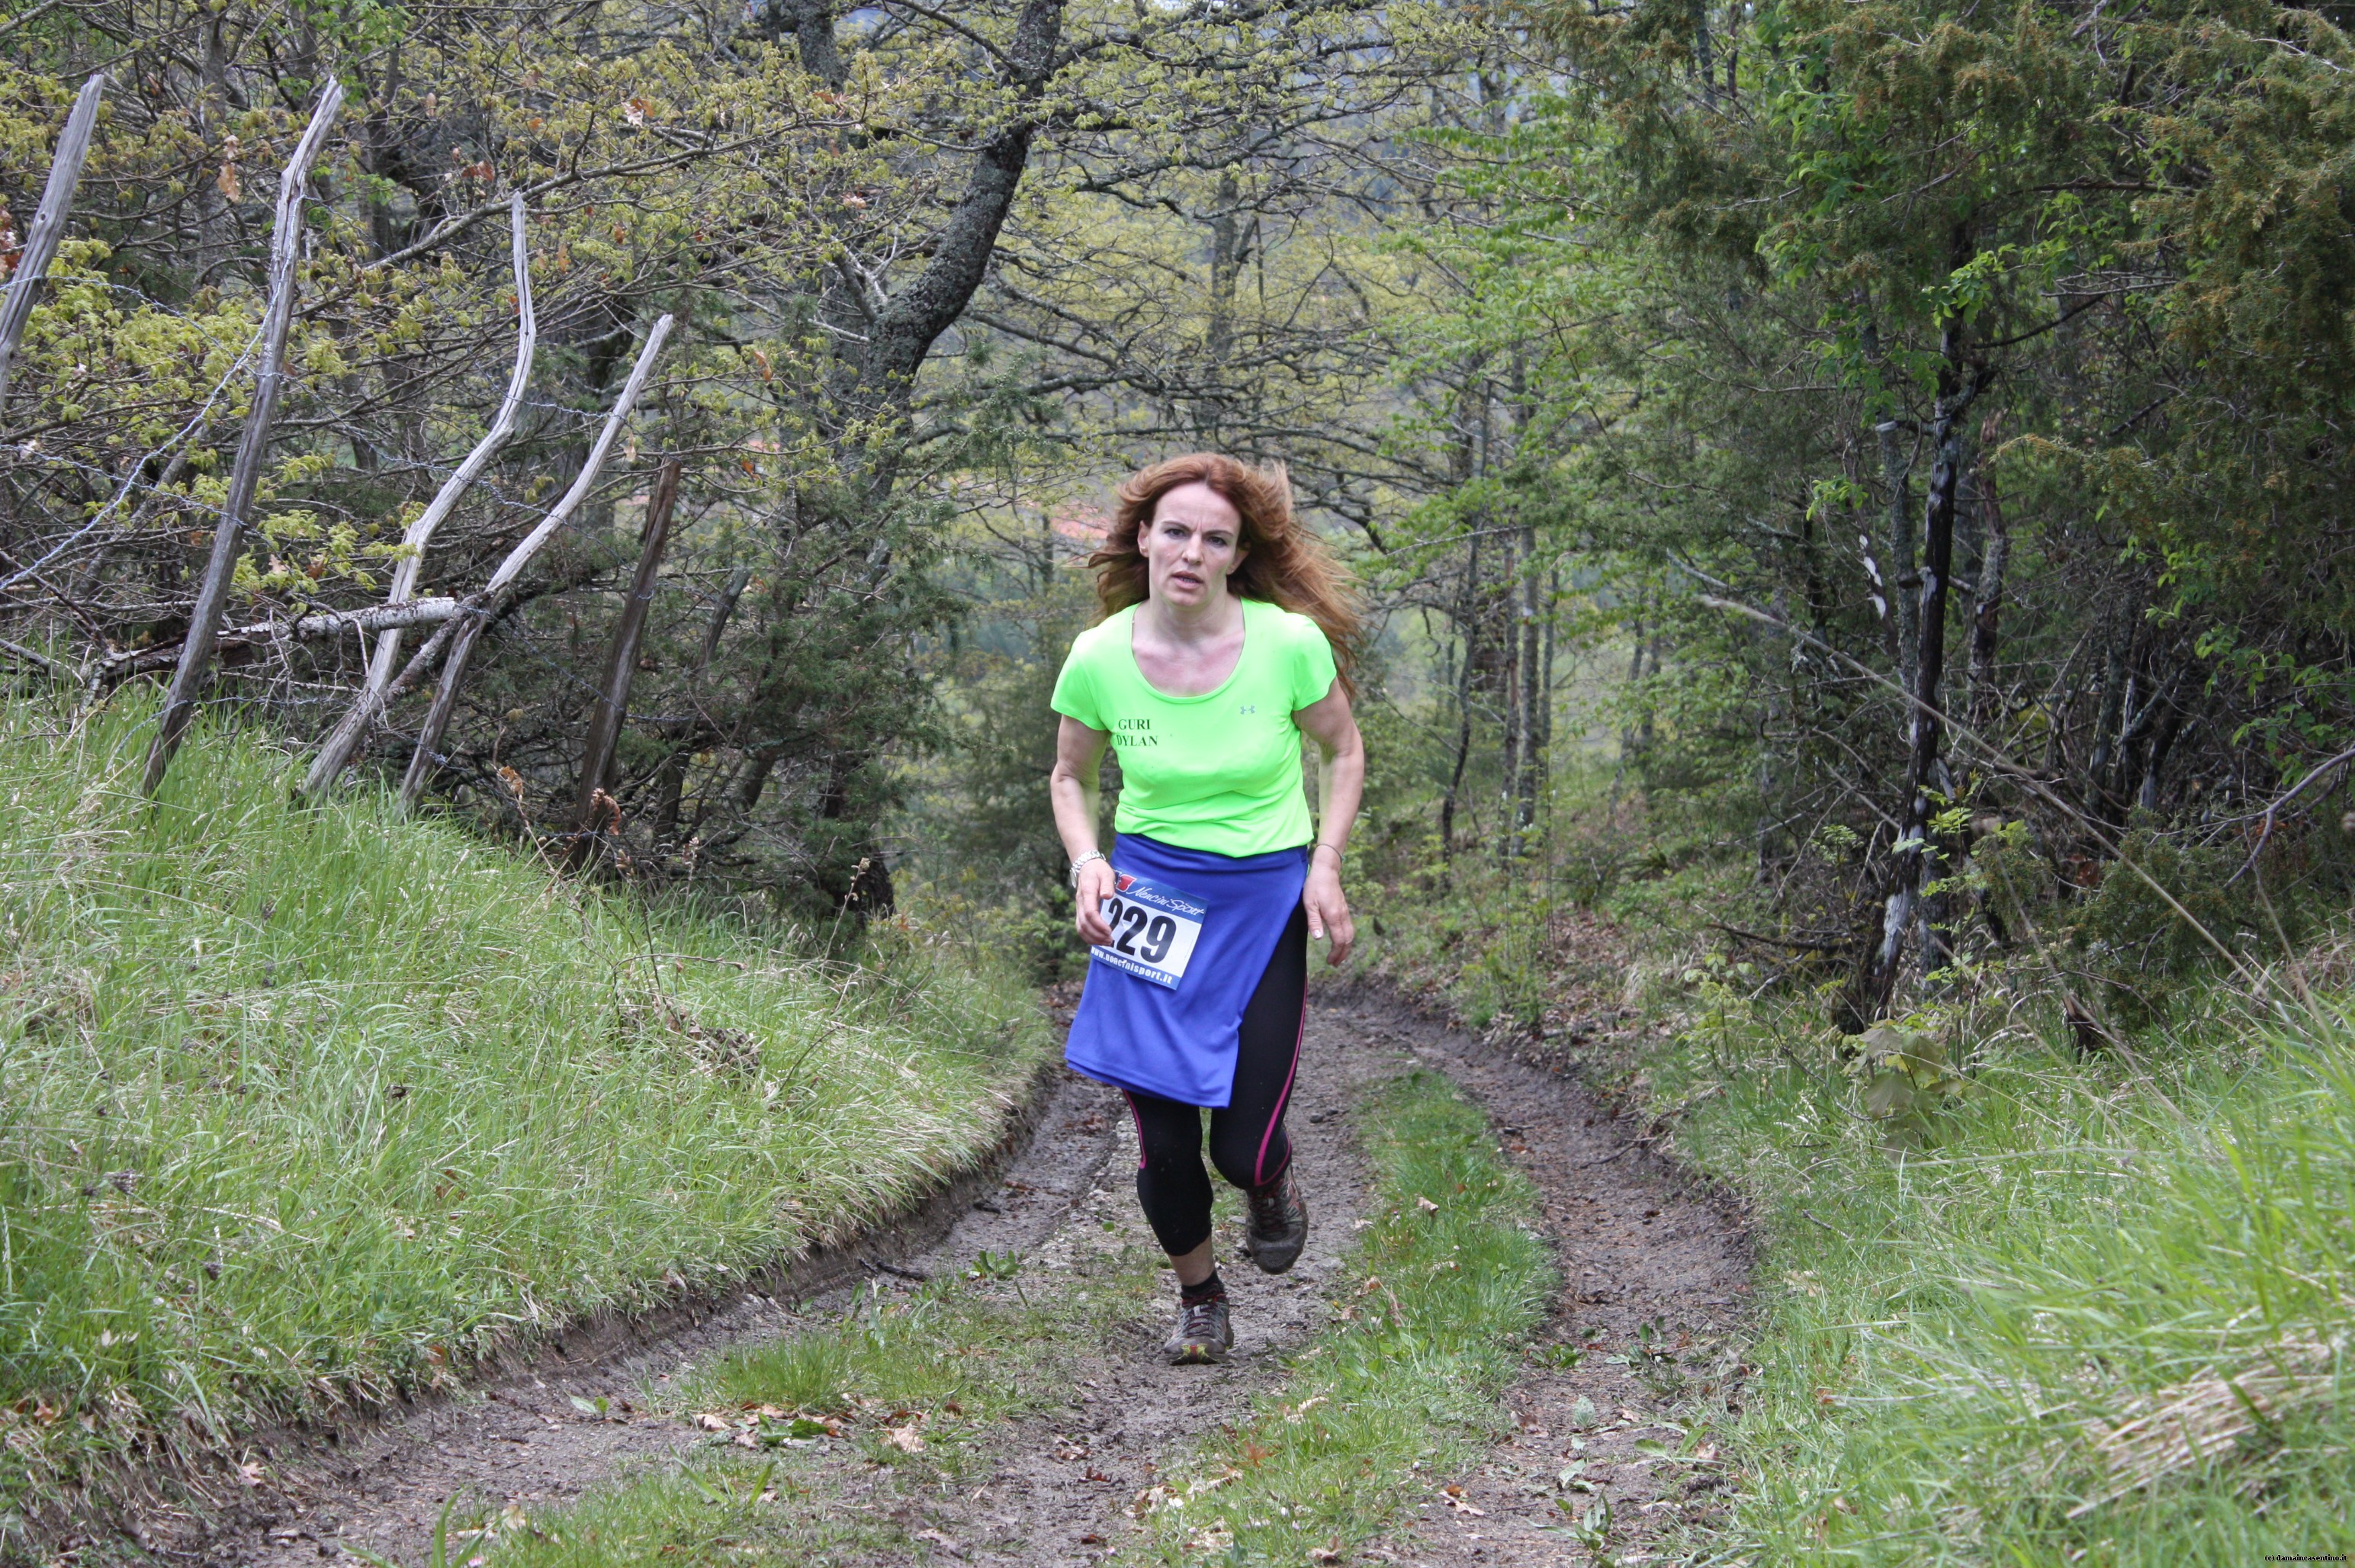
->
[1091,875,1206,990]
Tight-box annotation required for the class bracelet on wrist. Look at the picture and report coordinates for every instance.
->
[1068,850,1107,888]
[1312,842,1344,865]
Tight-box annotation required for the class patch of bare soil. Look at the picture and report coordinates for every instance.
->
[792,1014,1407,1567]
[155,978,1751,1567]
[1327,988,1756,1566]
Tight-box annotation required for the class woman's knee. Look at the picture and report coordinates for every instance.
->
[1207,1120,1289,1191]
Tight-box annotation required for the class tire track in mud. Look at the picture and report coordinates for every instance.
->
[1327,990,1756,1566]
[184,991,1749,1566]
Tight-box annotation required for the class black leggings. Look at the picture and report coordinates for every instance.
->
[1122,904,1308,1257]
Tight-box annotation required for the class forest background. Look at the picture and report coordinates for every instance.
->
[5,0,2355,1554]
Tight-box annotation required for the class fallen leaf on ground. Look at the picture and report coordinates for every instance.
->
[885,1422,926,1452]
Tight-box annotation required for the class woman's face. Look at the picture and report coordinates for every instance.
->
[1142,481,1247,610]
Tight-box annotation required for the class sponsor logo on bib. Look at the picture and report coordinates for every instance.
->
[1091,874,1206,990]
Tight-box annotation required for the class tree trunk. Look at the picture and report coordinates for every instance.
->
[1439,523,1482,859]
[1860,315,1916,692]
[1965,425,2008,741]
[143,83,344,796]
[1498,523,1523,866]
[1608,609,1647,818]
[0,73,104,421]
[304,194,537,799]
[567,459,682,868]
[1510,520,1543,856]
[1197,169,1242,441]
[1859,321,1984,1021]
[397,315,673,808]
[777,0,846,86]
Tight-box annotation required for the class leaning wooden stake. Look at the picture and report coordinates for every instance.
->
[397,313,673,808]
[566,458,682,868]
[303,193,537,798]
[142,81,343,796]
[0,73,104,423]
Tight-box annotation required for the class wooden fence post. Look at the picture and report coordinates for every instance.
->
[141,81,343,796]
[396,313,673,809]
[302,193,537,798]
[566,458,683,867]
[0,73,103,423]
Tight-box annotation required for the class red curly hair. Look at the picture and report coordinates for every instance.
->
[1088,453,1363,695]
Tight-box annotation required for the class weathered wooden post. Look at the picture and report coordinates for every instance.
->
[397,313,673,808]
[0,73,104,422]
[142,81,344,796]
[566,458,683,868]
[303,193,537,798]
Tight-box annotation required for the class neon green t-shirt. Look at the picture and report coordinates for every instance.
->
[1051,598,1339,859]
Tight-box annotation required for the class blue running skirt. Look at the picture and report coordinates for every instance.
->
[1065,834,1309,1108]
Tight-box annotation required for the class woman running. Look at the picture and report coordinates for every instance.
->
[1048,452,1364,1365]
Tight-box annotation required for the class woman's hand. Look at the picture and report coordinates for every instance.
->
[1074,856,1116,945]
[1294,686,1363,968]
[1303,858,1354,966]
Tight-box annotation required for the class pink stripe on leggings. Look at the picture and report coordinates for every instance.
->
[1251,994,1307,1187]
[1123,1091,1149,1170]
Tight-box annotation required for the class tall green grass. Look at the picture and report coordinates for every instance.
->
[1651,993,2355,1563]
[0,704,1048,1528]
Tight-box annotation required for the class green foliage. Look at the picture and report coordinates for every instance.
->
[0,702,1049,1527]
[2065,824,2292,1026]
[901,560,1097,983]
[1354,854,1563,1033]
[1351,0,2355,1017]
[1844,1023,1970,1145]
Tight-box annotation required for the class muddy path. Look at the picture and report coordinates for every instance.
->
[1325,990,1756,1565]
[181,988,1749,1566]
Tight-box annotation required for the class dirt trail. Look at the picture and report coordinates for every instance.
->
[182,990,1749,1566]
[1328,991,1755,1565]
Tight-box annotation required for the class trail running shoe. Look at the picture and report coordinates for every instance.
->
[1164,1294,1233,1364]
[1244,1168,1309,1274]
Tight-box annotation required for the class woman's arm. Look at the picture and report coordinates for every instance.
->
[1049,715,1116,944]
[1294,680,1364,965]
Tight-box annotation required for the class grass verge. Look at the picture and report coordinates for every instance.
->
[0,704,1050,1542]
[1129,1068,1554,1564]
[1647,991,2355,1564]
[1357,818,2355,1562]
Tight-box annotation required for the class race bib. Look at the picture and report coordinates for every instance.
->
[1091,873,1206,990]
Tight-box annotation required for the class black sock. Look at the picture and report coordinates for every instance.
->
[1179,1270,1226,1306]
